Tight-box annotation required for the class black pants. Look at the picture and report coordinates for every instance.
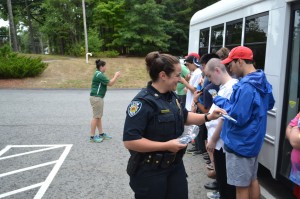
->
[195,124,207,151]
[129,161,188,199]
[214,148,236,199]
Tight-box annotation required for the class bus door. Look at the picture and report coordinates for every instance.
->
[279,2,300,181]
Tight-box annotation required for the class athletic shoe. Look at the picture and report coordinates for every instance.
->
[204,181,218,190]
[186,147,198,154]
[206,163,214,170]
[207,191,220,199]
[90,135,103,143]
[99,133,112,140]
[203,155,210,160]
[192,150,206,156]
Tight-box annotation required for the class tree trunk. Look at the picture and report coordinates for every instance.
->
[25,0,35,53]
[7,0,18,52]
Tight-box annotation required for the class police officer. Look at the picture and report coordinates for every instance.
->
[123,51,226,199]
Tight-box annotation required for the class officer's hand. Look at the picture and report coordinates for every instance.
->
[209,108,227,120]
[166,139,187,153]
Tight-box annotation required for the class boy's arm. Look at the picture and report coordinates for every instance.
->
[213,84,255,126]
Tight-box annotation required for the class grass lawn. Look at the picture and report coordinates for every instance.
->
[0,54,148,89]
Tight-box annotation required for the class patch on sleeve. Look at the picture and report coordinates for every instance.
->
[128,101,142,117]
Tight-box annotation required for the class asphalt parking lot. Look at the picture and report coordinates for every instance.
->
[0,89,295,199]
[0,89,217,199]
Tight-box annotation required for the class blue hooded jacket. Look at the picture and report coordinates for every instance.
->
[213,70,275,157]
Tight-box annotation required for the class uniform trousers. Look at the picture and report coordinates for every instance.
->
[129,160,188,199]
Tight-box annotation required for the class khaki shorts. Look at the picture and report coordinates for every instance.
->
[90,96,104,118]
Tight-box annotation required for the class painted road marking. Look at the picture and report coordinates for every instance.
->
[0,144,72,199]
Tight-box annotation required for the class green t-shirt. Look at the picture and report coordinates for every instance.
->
[176,64,190,95]
[90,70,110,98]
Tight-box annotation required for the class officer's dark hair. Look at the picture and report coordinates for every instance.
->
[199,53,220,64]
[95,59,106,70]
[145,51,179,82]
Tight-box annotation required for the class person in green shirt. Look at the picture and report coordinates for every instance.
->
[176,63,190,108]
[89,59,121,143]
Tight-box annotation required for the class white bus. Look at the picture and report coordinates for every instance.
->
[188,0,299,186]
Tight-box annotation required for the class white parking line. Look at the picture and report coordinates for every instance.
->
[0,145,62,161]
[0,144,72,199]
[0,161,58,178]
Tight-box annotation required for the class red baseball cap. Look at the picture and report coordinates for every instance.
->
[184,52,200,60]
[221,46,253,65]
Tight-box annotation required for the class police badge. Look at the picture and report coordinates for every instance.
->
[128,101,142,117]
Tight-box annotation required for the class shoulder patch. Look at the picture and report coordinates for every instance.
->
[128,101,143,117]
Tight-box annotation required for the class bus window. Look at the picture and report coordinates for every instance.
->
[210,24,223,53]
[199,28,209,56]
[244,12,269,70]
[225,19,243,49]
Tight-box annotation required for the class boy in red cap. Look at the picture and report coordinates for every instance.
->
[211,46,275,199]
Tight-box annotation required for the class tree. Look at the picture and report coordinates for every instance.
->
[117,0,170,55]
[92,0,125,52]
[40,0,83,55]
[6,0,18,51]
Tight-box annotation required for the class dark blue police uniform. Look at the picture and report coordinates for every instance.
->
[123,82,189,199]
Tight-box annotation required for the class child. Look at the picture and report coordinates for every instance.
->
[286,112,300,199]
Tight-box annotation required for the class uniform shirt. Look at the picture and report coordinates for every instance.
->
[123,82,189,142]
[203,83,219,109]
[90,70,110,98]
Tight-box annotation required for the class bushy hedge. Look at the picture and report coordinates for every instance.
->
[0,45,48,79]
[93,50,119,58]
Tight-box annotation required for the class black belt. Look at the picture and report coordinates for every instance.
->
[143,152,182,169]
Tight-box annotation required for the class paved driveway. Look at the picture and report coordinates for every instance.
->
[0,89,212,199]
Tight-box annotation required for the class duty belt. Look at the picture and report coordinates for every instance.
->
[143,152,182,169]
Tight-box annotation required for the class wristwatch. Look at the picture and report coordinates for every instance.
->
[204,113,210,122]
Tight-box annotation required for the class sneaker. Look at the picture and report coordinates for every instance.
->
[207,191,220,199]
[90,135,103,143]
[186,147,198,154]
[206,163,214,170]
[186,147,197,154]
[192,150,206,156]
[99,133,112,140]
[204,181,218,190]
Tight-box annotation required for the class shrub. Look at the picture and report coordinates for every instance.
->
[66,43,85,57]
[88,29,103,53]
[0,45,48,78]
[93,50,119,58]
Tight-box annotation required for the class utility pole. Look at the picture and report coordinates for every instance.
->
[82,0,88,55]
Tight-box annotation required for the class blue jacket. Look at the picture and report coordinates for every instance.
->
[214,70,275,157]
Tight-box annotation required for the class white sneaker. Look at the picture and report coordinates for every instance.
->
[207,191,220,199]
